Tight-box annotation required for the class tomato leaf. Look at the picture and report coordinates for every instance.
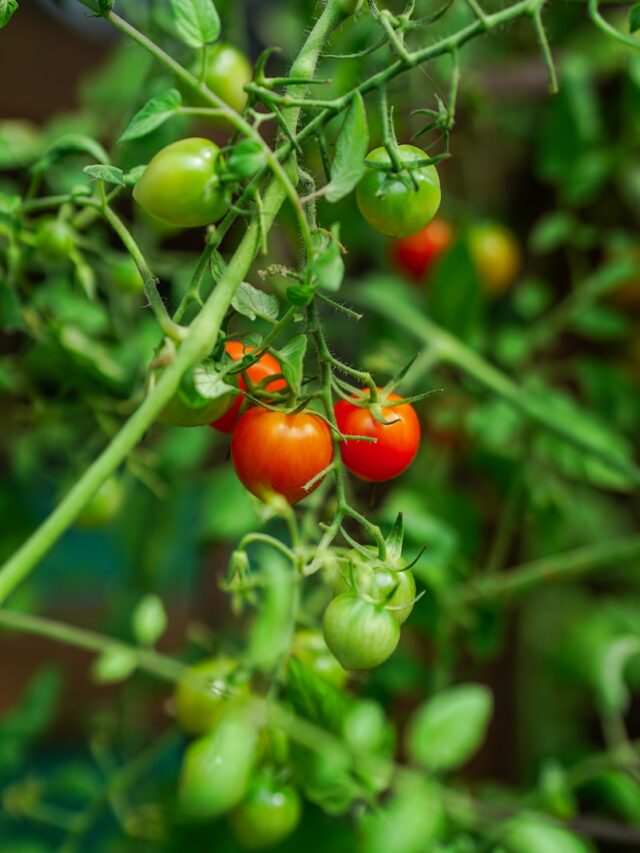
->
[0,120,43,168]
[428,240,482,341]
[501,816,592,853]
[83,164,126,186]
[92,646,137,684]
[406,683,493,771]
[276,335,307,395]
[33,134,110,173]
[190,361,236,402]
[0,0,17,29]
[131,594,167,647]
[118,89,182,143]
[309,225,344,292]
[359,776,444,853]
[0,192,20,215]
[169,0,220,48]
[629,3,640,33]
[326,92,368,203]
[231,282,279,322]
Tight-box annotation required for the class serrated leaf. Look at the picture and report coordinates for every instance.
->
[92,646,137,684]
[326,92,368,203]
[406,683,493,771]
[33,134,110,173]
[0,0,18,28]
[169,0,220,48]
[310,225,344,292]
[131,594,167,647]
[83,164,125,186]
[630,3,640,33]
[191,361,236,401]
[276,335,307,395]
[231,281,279,322]
[118,89,182,143]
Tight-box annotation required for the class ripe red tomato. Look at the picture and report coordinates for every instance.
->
[210,341,286,434]
[231,408,333,504]
[334,391,420,482]
[391,218,453,281]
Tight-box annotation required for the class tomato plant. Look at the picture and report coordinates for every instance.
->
[231,408,334,504]
[334,391,420,482]
[133,138,229,228]
[210,341,286,433]
[1,0,639,851]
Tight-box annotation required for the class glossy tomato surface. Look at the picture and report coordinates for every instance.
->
[322,593,400,670]
[334,391,420,482]
[356,145,441,238]
[391,218,453,280]
[229,777,302,850]
[211,341,286,434]
[189,43,253,114]
[231,408,333,504]
[133,138,228,228]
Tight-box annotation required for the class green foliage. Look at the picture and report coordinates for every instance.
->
[406,684,493,772]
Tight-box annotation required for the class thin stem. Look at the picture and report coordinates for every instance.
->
[0,1,344,604]
[461,535,640,604]
[356,282,640,488]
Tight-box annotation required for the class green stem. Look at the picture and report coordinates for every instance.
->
[0,608,183,680]
[356,283,640,488]
[0,3,344,605]
[461,535,640,604]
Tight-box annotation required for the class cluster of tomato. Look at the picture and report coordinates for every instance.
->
[202,340,421,507]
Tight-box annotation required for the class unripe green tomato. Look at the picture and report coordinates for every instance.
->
[174,657,249,735]
[187,43,253,115]
[335,552,416,625]
[356,145,441,238]
[290,629,348,688]
[153,363,238,427]
[133,138,228,228]
[76,476,124,528]
[35,218,75,260]
[228,777,302,850]
[179,705,259,820]
[322,593,400,671]
[111,255,144,294]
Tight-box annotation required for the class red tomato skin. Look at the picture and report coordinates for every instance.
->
[391,218,453,280]
[231,408,333,504]
[211,341,286,433]
[334,393,420,482]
